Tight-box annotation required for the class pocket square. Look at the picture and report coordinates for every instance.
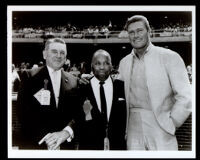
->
[34,88,51,105]
[118,97,125,101]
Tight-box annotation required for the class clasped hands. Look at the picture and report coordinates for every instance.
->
[38,130,70,150]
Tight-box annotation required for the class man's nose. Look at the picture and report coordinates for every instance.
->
[56,52,62,57]
[99,64,105,69]
[134,32,140,38]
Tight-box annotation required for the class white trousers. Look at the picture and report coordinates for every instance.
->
[127,108,178,150]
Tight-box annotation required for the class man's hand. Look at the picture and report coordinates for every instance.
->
[78,74,92,85]
[38,130,70,150]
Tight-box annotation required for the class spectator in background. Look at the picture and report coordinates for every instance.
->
[79,61,87,75]
[70,63,80,77]
[38,61,44,67]
[20,62,26,70]
[31,64,39,70]
[63,59,71,72]
[87,26,94,33]
[187,64,192,83]
[93,26,99,38]
[103,26,110,38]
[12,64,20,92]
[117,15,191,150]
[118,30,128,38]
[26,63,31,69]
[70,64,78,72]
[17,62,26,80]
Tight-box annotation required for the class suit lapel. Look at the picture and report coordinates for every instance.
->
[125,55,133,108]
[109,78,116,123]
[58,71,66,108]
[124,55,134,134]
[56,69,73,109]
[57,77,64,109]
[58,70,74,109]
[45,67,57,108]
[88,82,102,117]
[61,70,72,92]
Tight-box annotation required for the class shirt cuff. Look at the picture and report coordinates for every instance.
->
[63,126,74,142]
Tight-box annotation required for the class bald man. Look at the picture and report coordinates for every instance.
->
[78,49,127,150]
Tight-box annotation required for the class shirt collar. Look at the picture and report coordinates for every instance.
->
[131,42,153,59]
[92,76,112,85]
[47,66,61,75]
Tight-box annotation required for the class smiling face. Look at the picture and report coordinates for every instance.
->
[127,21,150,51]
[43,42,67,70]
[91,50,112,82]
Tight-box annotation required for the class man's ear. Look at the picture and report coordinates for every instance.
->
[43,50,47,60]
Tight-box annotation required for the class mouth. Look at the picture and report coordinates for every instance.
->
[98,71,106,75]
[134,39,142,42]
[54,59,62,63]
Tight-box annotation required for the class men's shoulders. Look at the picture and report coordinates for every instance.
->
[19,67,44,84]
[154,45,178,57]
[113,79,124,91]
[113,79,124,87]
[153,46,184,66]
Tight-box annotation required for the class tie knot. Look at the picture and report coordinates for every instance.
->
[99,81,105,86]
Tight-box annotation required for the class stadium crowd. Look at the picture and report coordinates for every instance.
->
[13,22,192,39]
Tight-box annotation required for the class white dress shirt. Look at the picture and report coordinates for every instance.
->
[47,66,61,107]
[91,76,113,121]
[47,66,73,142]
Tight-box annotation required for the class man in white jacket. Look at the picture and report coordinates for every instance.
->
[117,15,191,150]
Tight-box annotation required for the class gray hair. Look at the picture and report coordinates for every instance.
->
[44,38,66,50]
[91,49,112,65]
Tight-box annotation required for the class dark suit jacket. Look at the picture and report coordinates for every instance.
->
[78,77,127,150]
[17,66,79,149]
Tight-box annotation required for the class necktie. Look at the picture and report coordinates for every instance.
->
[52,71,59,107]
[99,81,108,124]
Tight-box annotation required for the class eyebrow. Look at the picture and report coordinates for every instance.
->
[50,49,58,51]
[50,49,66,52]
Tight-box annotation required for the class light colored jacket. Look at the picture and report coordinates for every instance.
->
[118,43,192,136]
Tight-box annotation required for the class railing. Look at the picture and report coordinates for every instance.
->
[12,29,192,39]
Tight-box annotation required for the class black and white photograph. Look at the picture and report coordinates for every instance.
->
[7,5,195,158]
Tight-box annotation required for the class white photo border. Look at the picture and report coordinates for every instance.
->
[7,5,196,158]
